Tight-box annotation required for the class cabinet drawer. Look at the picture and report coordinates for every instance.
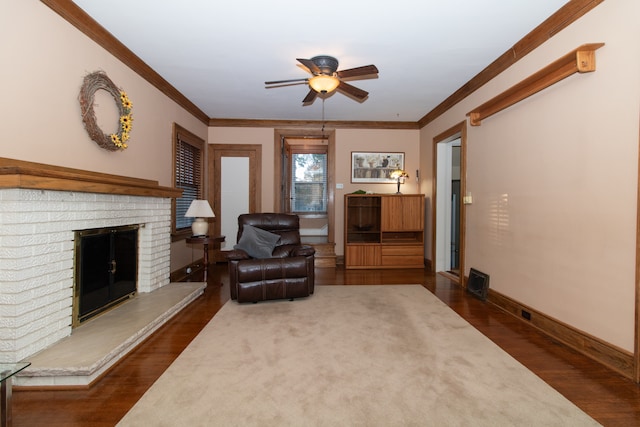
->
[346,245,381,267]
[381,255,424,266]
[381,246,423,256]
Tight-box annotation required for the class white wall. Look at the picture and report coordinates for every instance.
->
[420,0,640,351]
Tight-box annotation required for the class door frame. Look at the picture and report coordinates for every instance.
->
[273,129,336,245]
[432,121,467,284]
[208,144,262,259]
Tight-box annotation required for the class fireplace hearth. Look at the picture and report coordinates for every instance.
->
[0,157,183,365]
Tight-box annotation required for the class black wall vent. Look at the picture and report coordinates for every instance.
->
[467,268,489,301]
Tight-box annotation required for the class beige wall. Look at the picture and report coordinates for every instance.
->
[334,129,420,254]
[9,1,640,352]
[420,0,640,351]
[1,2,208,272]
[209,127,420,255]
[208,127,277,210]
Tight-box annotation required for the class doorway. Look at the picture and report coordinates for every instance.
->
[274,129,336,266]
[432,122,467,283]
[274,129,335,241]
[208,144,262,260]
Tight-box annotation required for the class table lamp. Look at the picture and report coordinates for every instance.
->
[185,200,215,236]
[390,170,409,194]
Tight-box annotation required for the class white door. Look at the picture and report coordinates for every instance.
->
[208,144,262,261]
[435,137,461,273]
[220,157,249,249]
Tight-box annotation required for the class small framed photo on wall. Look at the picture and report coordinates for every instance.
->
[351,152,404,183]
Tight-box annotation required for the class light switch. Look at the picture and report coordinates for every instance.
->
[336,183,344,189]
[463,195,473,204]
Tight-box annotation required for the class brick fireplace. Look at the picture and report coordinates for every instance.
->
[0,158,182,364]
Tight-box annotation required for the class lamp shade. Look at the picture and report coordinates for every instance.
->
[185,200,214,236]
[390,170,409,194]
[184,200,215,218]
[309,75,340,94]
[390,170,409,180]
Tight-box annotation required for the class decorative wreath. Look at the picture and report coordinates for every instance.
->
[78,71,133,151]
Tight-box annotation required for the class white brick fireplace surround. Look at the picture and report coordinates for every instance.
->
[0,158,183,365]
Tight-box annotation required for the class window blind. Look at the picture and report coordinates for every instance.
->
[175,136,202,230]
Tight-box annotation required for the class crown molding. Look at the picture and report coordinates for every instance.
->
[208,118,420,130]
[42,0,603,131]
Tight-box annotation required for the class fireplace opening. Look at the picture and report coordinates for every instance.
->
[73,224,139,326]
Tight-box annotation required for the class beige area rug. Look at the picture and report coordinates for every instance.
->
[118,285,600,426]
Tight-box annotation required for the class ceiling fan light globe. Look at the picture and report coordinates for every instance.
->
[309,75,340,94]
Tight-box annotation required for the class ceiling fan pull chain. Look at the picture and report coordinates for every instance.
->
[321,98,325,137]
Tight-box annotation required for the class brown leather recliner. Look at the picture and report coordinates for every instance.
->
[226,213,315,303]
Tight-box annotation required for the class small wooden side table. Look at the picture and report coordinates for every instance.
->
[186,235,225,281]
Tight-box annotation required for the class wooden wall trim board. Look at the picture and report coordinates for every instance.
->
[487,289,634,380]
[635,111,640,383]
[41,0,604,130]
[0,157,182,198]
[467,43,604,126]
[210,118,419,130]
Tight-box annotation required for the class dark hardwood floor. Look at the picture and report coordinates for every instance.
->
[13,264,640,426]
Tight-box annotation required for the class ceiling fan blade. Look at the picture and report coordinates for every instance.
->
[337,81,369,100]
[302,89,318,104]
[265,78,309,85]
[297,58,321,75]
[337,65,379,79]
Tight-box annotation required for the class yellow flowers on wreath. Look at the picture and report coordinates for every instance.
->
[79,71,134,152]
[110,91,133,149]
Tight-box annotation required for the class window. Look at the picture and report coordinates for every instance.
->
[172,124,205,239]
[290,149,327,214]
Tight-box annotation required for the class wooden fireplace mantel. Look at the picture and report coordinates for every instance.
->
[0,157,182,198]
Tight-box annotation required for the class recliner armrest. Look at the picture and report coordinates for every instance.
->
[226,249,251,261]
[293,245,316,257]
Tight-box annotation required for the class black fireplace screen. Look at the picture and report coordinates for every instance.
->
[74,225,138,326]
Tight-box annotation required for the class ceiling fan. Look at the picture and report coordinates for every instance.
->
[265,55,378,104]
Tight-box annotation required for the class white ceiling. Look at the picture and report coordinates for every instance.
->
[73,0,568,122]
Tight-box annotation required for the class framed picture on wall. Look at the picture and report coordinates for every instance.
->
[351,152,404,183]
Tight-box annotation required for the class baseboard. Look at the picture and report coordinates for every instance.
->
[487,289,634,379]
[424,258,433,272]
[170,259,204,282]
